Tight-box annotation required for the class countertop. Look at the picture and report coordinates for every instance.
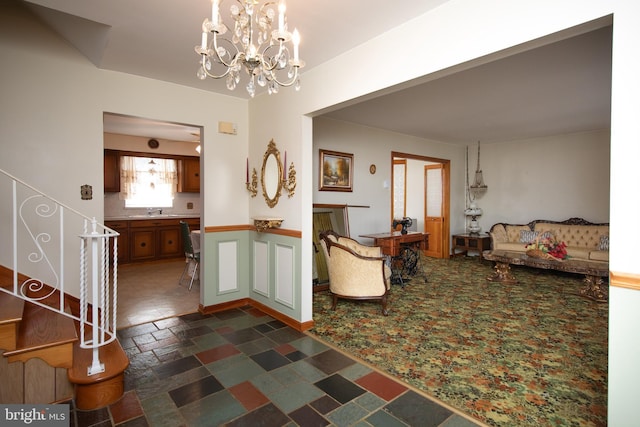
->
[105,214,200,221]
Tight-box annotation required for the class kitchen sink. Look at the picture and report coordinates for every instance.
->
[126,214,199,219]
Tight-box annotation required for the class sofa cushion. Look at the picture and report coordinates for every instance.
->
[494,242,530,252]
[519,230,556,243]
[565,246,591,260]
[590,250,609,262]
[506,225,531,242]
[519,230,538,243]
[599,234,609,251]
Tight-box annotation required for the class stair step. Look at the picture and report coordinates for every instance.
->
[3,302,78,368]
[68,339,129,410]
[0,291,25,351]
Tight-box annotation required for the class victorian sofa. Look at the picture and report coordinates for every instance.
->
[488,217,609,265]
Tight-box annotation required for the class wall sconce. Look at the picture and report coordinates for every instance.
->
[282,162,297,198]
[246,158,258,197]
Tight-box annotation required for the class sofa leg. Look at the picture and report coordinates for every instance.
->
[486,262,518,284]
[579,275,608,302]
[381,294,389,316]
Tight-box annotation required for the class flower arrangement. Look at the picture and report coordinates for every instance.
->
[525,233,569,260]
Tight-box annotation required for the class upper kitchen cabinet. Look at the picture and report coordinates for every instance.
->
[104,149,120,192]
[178,157,200,193]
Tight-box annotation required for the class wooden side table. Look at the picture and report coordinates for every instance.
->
[451,233,491,261]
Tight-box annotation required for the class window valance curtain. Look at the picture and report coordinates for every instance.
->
[119,156,177,201]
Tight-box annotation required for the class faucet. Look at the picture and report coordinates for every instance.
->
[147,208,163,215]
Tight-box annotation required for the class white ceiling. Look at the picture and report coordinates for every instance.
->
[23,0,612,144]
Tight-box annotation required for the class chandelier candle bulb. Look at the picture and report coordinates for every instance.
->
[212,0,219,25]
[292,29,300,60]
[201,31,207,50]
[278,2,285,31]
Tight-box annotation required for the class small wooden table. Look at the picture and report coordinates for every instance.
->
[451,233,491,261]
[360,231,429,257]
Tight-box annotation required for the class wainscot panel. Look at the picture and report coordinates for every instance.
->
[253,240,269,296]
[275,243,295,308]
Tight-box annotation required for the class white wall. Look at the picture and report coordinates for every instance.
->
[0,3,248,303]
[476,129,610,231]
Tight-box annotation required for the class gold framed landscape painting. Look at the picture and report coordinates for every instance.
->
[319,149,353,192]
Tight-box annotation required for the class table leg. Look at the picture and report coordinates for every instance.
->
[486,262,518,284]
[578,275,608,302]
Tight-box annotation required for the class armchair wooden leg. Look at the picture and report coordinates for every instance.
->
[381,294,389,316]
[331,294,338,311]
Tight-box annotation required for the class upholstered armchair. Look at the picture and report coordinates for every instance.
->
[319,230,392,315]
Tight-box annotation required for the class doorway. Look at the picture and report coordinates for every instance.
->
[102,113,203,328]
[391,151,450,258]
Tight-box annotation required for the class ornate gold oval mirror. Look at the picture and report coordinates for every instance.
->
[261,139,283,208]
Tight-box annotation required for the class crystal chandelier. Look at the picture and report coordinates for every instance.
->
[465,142,487,234]
[469,140,487,199]
[194,0,305,98]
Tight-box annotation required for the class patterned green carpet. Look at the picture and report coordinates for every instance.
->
[311,256,608,426]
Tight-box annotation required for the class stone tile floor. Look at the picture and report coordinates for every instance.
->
[68,306,484,426]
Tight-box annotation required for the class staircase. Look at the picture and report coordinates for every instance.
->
[0,168,129,409]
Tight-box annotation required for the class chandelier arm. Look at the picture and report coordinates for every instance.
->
[259,42,287,72]
[200,55,232,79]
[270,66,300,87]
[211,33,240,69]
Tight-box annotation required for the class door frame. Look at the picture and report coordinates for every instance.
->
[391,151,450,258]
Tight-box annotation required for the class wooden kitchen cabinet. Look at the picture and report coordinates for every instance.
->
[105,218,199,264]
[130,228,156,261]
[105,220,129,264]
[124,217,199,263]
[178,157,200,193]
[158,227,181,258]
[104,150,120,192]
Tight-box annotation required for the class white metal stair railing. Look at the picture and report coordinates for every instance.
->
[0,168,119,376]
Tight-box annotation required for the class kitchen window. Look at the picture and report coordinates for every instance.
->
[120,156,177,208]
